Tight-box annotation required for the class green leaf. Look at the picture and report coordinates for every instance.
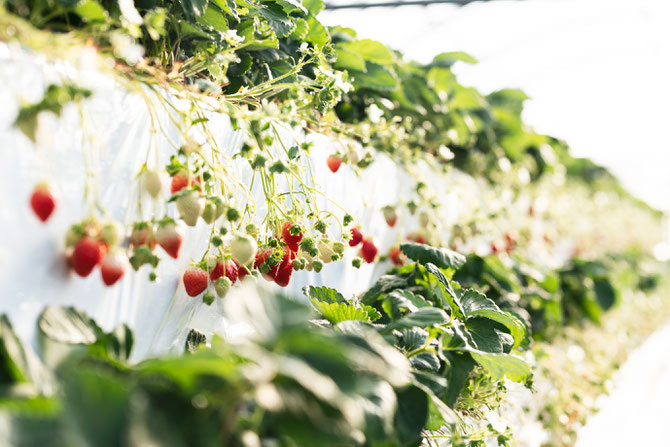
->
[409,353,440,372]
[384,307,449,332]
[304,14,328,47]
[181,0,209,18]
[288,17,309,40]
[257,1,295,37]
[594,278,618,311]
[465,319,510,353]
[38,306,104,347]
[185,328,207,353]
[340,39,394,65]
[469,351,531,382]
[351,62,397,91]
[73,0,107,22]
[399,328,428,351]
[302,0,323,15]
[459,289,525,348]
[61,367,130,447]
[333,45,367,72]
[400,242,465,270]
[361,274,409,305]
[431,51,478,67]
[305,285,346,304]
[311,301,379,324]
[0,315,32,384]
[197,6,229,31]
[425,263,465,318]
[393,386,428,446]
[106,323,134,362]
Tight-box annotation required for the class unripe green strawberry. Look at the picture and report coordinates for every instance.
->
[230,234,257,266]
[333,241,346,254]
[214,277,232,298]
[143,170,163,198]
[312,259,324,272]
[203,292,215,306]
[176,191,204,226]
[100,222,121,246]
[201,201,217,224]
[65,225,85,248]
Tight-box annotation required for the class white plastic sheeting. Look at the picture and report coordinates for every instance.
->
[0,42,475,360]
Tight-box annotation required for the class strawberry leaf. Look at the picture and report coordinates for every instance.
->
[400,243,465,270]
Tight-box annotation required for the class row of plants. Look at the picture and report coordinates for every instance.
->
[1,244,666,446]
[1,0,668,445]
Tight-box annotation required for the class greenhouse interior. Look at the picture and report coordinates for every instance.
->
[1,0,669,445]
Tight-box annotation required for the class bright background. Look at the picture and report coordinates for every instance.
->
[322,0,670,214]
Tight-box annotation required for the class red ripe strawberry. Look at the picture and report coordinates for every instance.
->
[224,260,239,284]
[360,239,378,264]
[170,172,201,195]
[254,247,281,281]
[30,184,57,222]
[407,233,426,245]
[389,246,405,266]
[72,237,105,277]
[130,224,156,251]
[236,260,249,281]
[274,250,296,287]
[183,267,208,297]
[281,222,303,252]
[156,222,183,259]
[349,227,363,247]
[490,241,503,255]
[383,206,397,228]
[210,261,224,281]
[327,155,342,173]
[100,253,126,286]
[504,232,517,253]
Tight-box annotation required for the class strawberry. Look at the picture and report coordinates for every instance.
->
[170,172,201,195]
[407,233,426,245]
[236,260,250,281]
[100,253,126,286]
[143,170,164,198]
[130,223,156,251]
[389,246,405,266]
[274,250,295,287]
[209,261,224,281]
[327,155,342,173]
[183,267,208,297]
[156,221,183,259]
[490,241,503,255]
[214,277,232,298]
[224,260,239,284]
[176,191,204,226]
[231,234,257,266]
[383,206,397,227]
[254,247,280,281]
[30,183,56,222]
[360,239,378,264]
[504,232,517,253]
[349,227,363,247]
[281,222,303,252]
[317,239,336,264]
[72,237,106,277]
[100,223,121,246]
[201,201,217,224]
